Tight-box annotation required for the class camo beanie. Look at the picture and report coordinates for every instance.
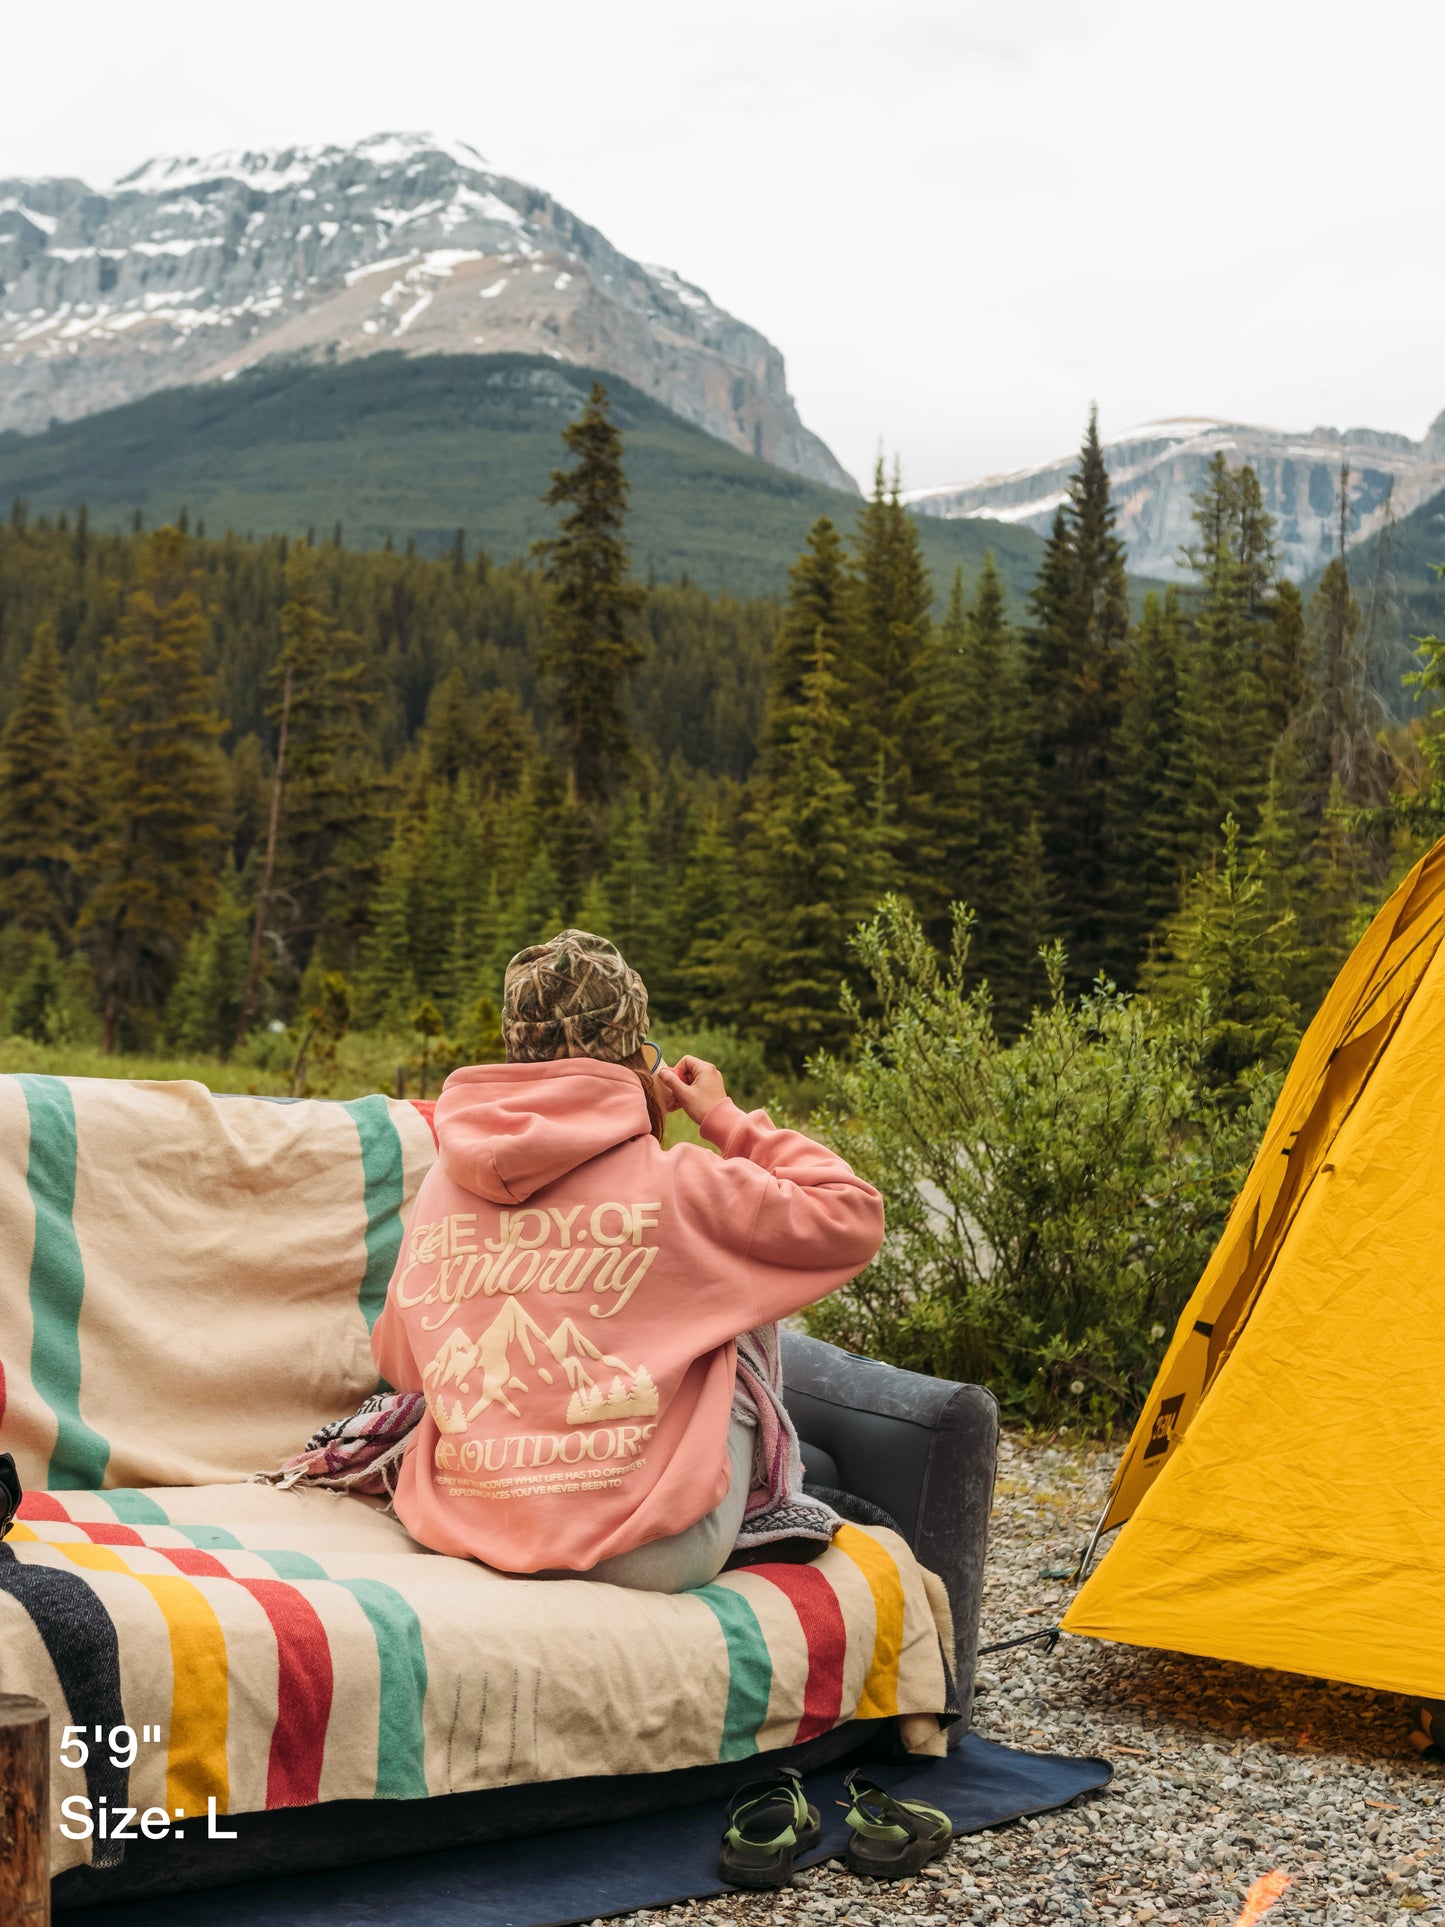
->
[502,929,649,1064]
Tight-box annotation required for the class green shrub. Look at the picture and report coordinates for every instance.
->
[804,898,1274,1424]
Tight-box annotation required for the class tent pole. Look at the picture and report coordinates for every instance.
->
[1073,1504,1113,1583]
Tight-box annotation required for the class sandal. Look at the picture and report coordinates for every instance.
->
[718,1766,822,1889]
[840,1769,953,1879]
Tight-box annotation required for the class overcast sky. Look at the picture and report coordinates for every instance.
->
[3,0,1440,491]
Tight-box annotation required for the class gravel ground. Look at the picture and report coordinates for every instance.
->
[608,1434,1444,1927]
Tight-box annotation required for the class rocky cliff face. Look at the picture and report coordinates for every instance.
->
[906,416,1445,582]
[0,132,855,493]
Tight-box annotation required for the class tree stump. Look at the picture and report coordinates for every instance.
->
[0,1694,48,1925]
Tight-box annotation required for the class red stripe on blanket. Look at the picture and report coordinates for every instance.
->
[16,1490,68,1520]
[240,1579,335,1805]
[34,1517,334,1802]
[165,1546,234,1578]
[745,1564,848,1742]
[69,1520,146,1545]
[409,1099,438,1144]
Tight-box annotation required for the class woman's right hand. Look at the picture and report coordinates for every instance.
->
[657,1055,728,1125]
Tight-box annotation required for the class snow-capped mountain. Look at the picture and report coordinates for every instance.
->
[906,415,1445,583]
[0,132,854,492]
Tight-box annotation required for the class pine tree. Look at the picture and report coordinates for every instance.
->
[473,688,539,801]
[1235,464,1279,615]
[1069,410,1131,659]
[737,637,883,1068]
[0,621,78,939]
[80,529,226,1050]
[1259,578,1308,739]
[847,463,941,896]
[1109,588,1192,968]
[574,873,614,943]
[165,861,251,1054]
[1273,511,1394,1007]
[1144,817,1302,1109]
[1359,564,1445,845]
[253,547,383,1005]
[8,932,69,1044]
[761,517,855,774]
[1297,554,1385,815]
[1023,409,1129,985]
[937,556,1046,1026]
[358,823,419,1029]
[1177,454,1277,859]
[533,382,646,809]
[437,778,501,1019]
[453,991,504,1066]
[406,784,469,997]
[599,797,674,996]
[228,734,270,873]
[674,804,742,1025]
[497,849,567,972]
[422,666,482,784]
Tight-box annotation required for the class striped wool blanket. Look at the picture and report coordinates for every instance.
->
[0,1075,956,1875]
[4,1481,954,1875]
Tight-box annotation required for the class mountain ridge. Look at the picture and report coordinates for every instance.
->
[0,130,855,493]
[907,413,1445,584]
[0,351,1053,604]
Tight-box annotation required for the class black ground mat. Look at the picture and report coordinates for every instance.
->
[66,1733,1111,1927]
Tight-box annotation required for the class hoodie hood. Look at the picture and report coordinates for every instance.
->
[433,1059,652,1204]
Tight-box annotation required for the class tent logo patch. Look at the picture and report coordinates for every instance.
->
[1143,1394,1185,1461]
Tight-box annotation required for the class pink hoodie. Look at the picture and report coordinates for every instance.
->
[371,1059,883,1574]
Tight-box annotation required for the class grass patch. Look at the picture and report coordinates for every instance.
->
[0,1030,412,1101]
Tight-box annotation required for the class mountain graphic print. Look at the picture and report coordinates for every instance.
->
[421,1299,657,1433]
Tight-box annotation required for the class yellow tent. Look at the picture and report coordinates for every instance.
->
[1062,837,1445,1697]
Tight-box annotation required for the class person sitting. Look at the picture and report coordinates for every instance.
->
[370,928,883,1591]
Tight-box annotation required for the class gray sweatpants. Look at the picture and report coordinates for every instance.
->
[570,1406,757,1594]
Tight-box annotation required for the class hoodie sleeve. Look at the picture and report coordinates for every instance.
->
[681,1097,884,1326]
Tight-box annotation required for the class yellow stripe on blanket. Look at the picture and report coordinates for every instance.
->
[8,1523,230,1816]
[833,1523,905,1718]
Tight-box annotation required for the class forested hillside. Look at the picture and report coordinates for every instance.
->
[1307,482,1445,648]
[1,384,1437,1416]
[0,353,1048,603]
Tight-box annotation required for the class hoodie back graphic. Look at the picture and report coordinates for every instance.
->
[371,1058,883,1574]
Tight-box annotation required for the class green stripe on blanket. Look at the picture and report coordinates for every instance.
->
[339,1577,430,1798]
[18,1076,110,1490]
[221,1549,428,1796]
[103,1493,246,1551]
[103,1489,169,1524]
[344,1095,407,1332]
[694,1583,773,1760]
